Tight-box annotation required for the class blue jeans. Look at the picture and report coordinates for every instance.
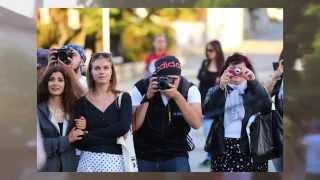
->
[203,118,213,160]
[272,157,283,171]
[138,156,190,172]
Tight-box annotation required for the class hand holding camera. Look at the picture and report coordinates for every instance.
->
[146,75,178,99]
[220,68,232,89]
[146,77,159,100]
[162,83,179,99]
[242,67,255,81]
[272,59,284,82]
[48,48,74,65]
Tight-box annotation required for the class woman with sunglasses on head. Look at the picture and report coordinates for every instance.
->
[204,53,272,172]
[197,40,225,167]
[37,62,84,172]
[72,52,132,172]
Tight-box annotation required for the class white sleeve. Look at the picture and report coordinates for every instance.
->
[187,85,201,104]
[129,86,143,107]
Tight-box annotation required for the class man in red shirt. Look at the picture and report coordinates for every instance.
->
[144,34,169,77]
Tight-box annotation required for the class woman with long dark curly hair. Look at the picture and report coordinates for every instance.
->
[37,62,84,171]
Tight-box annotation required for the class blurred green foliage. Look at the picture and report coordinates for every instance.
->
[110,8,205,62]
[77,0,197,7]
[37,8,102,49]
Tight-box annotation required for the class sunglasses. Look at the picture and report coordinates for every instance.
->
[91,52,112,59]
[206,48,215,53]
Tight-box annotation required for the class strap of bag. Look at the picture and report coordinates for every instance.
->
[117,92,123,109]
[116,92,138,172]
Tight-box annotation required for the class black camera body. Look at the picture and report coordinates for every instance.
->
[272,62,279,71]
[53,48,74,64]
[152,75,175,90]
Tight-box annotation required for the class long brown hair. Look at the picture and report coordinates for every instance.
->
[205,40,225,72]
[37,64,83,116]
[86,52,119,94]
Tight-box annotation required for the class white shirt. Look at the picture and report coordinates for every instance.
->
[130,85,201,107]
[79,75,88,92]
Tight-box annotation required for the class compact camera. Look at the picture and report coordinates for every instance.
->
[228,67,241,76]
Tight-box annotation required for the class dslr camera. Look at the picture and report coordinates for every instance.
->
[152,75,175,90]
[52,48,74,64]
[228,67,241,76]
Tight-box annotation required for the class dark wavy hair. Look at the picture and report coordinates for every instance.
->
[37,64,83,116]
[219,53,256,77]
[86,52,119,94]
[205,40,225,72]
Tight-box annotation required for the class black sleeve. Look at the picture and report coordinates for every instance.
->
[88,92,132,138]
[203,85,225,118]
[248,80,272,114]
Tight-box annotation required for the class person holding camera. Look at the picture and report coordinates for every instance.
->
[37,62,84,171]
[130,56,202,172]
[37,48,49,83]
[266,50,284,171]
[266,50,284,117]
[48,44,88,92]
[72,52,132,172]
[204,53,272,172]
[196,40,225,167]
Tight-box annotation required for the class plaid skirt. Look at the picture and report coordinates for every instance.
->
[211,138,268,172]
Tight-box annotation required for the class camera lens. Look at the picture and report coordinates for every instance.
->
[158,76,171,90]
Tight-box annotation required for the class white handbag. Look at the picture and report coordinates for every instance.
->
[116,92,139,172]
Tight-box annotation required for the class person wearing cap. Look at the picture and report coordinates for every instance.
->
[62,44,88,92]
[48,44,88,92]
[37,48,49,83]
[130,56,202,172]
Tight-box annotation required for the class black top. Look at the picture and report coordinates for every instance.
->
[197,59,219,103]
[58,122,63,136]
[73,92,132,154]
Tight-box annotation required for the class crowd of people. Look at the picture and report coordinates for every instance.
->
[37,36,283,172]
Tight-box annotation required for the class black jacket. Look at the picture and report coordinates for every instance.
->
[203,80,272,156]
[271,77,283,117]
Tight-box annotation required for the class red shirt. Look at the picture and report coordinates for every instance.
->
[144,51,168,70]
